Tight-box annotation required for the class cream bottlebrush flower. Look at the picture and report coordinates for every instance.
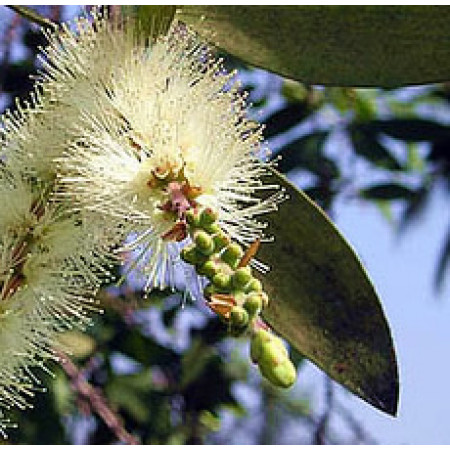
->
[0,167,104,433]
[0,13,136,428]
[1,12,134,182]
[55,16,285,291]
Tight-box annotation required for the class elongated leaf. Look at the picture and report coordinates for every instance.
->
[263,102,309,139]
[176,6,450,87]
[360,183,416,200]
[276,131,339,178]
[358,119,450,142]
[124,5,176,37]
[350,127,402,171]
[259,169,399,415]
[399,186,430,232]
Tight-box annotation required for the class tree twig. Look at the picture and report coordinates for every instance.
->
[334,399,377,444]
[56,350,139,445]
[313,375,334,444]
[7,6,58,30]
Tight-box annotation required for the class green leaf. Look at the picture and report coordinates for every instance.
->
[52,371,74,416]
[259,169,399,415]
[358,119,450,142]
[176,6,450,87]
[263,102,309,139]
[111,327,177,366]
[281,80,309,103]
[125,6,176,38]
[406,144,425,172]
[275,132,338,179]
[181,338,215,389]
[360,183,416,200]
[374,200,394,224]
[302,185,336,211]
[106,370,154,423]
[350,127,402,171]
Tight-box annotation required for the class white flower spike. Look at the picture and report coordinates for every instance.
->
[0,9,295,435]
[53,13,286,291]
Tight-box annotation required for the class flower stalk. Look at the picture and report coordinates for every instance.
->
[57,350,139,445]
[181,205,297,388]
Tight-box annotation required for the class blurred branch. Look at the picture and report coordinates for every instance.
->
[335,400,377,444]
[56,350,139,445]
[49,5,61,23]
[7,6,58,29]
[313,375,334,444]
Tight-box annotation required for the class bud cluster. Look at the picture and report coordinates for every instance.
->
[180,206,296,388]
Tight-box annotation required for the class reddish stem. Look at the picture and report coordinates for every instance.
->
[57,350,140,445]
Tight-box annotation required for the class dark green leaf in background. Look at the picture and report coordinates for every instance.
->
[350,126,403,171]
[357,119,450,142]
[175,6,450,87]
[399,186,430,232]
[360,183,417,201]
[275,131,338,178]
[263,102,310,139]
[259,170,399,416]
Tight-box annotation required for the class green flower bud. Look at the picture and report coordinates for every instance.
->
[258,337,289,375]
[213,230,230,252]
[244,293,262,316]
[269,334,289,359]
[194,230,215,255]
[259,358,297,388]
[250,329,272,363]
[232,266,252,289]
[199,207,219,226]
[203,222,221,235]
[221,243,243,269]
[253,333,296,388]
[197,260,219,278]
[234,291,247,306]
[180,245,200,265]
[203,283,217,299]
[185,209,200,227]
[244,277,263,293]
[212,272,231,290]
[230,306,249,328]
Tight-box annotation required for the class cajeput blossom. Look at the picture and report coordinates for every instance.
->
[52,15,286,292]
[0,10,298,433]
[50,12,296,386]
[0,13,119,434]
[0,167,104,434]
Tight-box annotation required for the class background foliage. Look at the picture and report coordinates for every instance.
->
[0,5,448,444]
